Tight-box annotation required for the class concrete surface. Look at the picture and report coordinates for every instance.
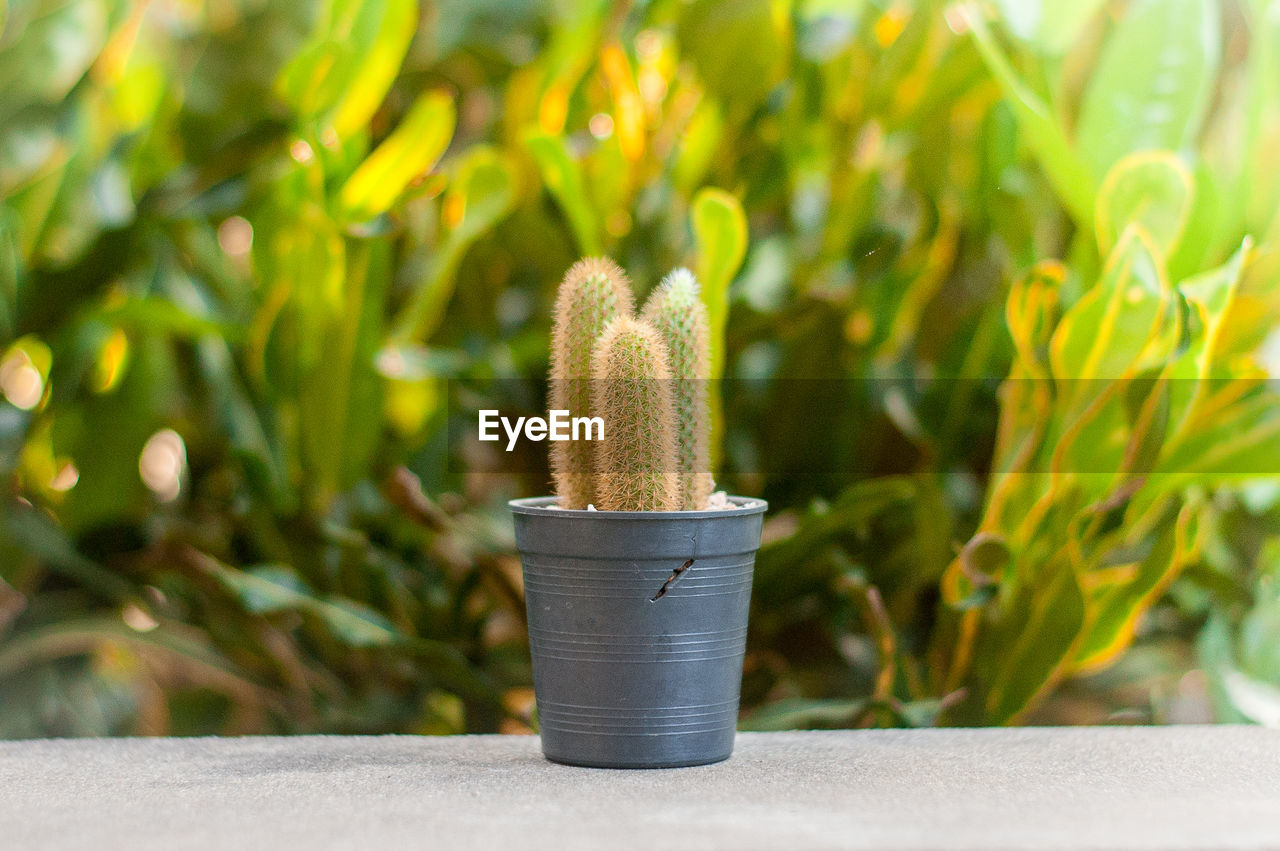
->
[2,727,1279,850]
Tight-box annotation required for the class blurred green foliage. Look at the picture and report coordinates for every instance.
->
[1,0,1279,736]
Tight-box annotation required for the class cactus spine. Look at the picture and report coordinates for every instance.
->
[549,257,634,508]
[591,317,679,511]
[641,268,713,510]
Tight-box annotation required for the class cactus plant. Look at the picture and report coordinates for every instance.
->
[641,268,713,510]
[548,257,715,511]
[590,316,679,511]
[549,257,634,508]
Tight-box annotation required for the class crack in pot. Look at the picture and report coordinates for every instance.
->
[650,559,695,601]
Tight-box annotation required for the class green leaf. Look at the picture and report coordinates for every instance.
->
[1221,669,1280,726]
[985,264,1061,517]
[979,550,1086,723]
[1005,261,1062,377]
[941,533,1011,611]
[0,116,60,196]
[58,332,180,532]
[393,146,517,342]
[204,559,498,704]
[0,616,259,689]
[1037,0,1109,56]
[261,198,350,502]
[0,405,25,479]
[1155,389,1280,486]
[446,149,519,244]
[672,100,723,192]
[0,0,107,120]
[738,697,868,731]
[755,477,918,593]
[306,595,400,648]
[0,498,133,600]
[338,240,394,487]
[373,344,467,380]
[1198,615,1251,723]
[210,564,311,615]
[299,237,392,500]
[962,4,1096,225]
[195,338,291,510]
[1076,0,1221,177]
[1239,539,1280,683]
[340,90,456,221]
[262,191,346,379]
[92,296,243,342]
[1241,0,1280,235]
[0,208,16,341]
[993,0,1108,55]
[523,130,600,255]
[677,0,790,115]
[210,562,399,647]
[1034,0,1105,53]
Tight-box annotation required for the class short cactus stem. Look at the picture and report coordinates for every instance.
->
[549,257,633,508]
[641,268,713,510]
[590,317,679,511]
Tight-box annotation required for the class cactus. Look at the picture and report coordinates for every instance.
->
[548,257,713,512]
[641,268,713,510]
[549,257,633,508]
[590,316,679,511]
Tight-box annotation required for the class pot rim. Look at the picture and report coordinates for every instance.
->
[509,495,767,520]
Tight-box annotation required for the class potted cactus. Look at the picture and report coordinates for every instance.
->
[509,257,766,768]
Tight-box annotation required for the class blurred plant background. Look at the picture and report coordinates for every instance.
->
[2,0,1280,736]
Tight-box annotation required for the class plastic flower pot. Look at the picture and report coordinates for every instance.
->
[509,496,767,769]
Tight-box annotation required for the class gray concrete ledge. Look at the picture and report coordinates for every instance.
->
[2,727,1279,850]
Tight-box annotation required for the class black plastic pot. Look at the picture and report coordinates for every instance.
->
[509,496,767,769]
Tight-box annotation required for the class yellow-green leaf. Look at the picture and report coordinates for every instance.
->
[331,0,416,136]
[1165,240,1250,438]
[692,187,747,382]
[1074,501,1200,672]
[1006,261,1063,378]
[1095,151,1194,260]
[1045,227,1178,495]
[276,0,417,138]
[340,91,456,221]
[1049,226,1173,384]
[692,187,747,471]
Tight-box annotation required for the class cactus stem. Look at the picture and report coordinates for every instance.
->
[549,257,634,508]
[591,316,679,512]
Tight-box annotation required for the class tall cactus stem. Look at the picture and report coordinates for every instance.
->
[641,268,713,510]
[550,257,634,508]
